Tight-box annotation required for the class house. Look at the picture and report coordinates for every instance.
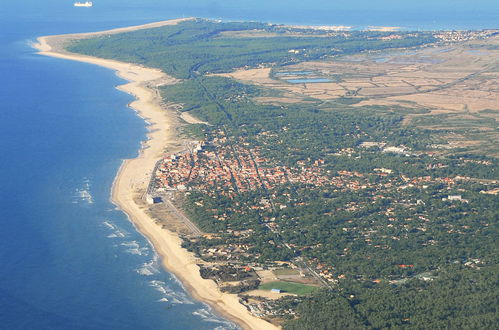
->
[443,195,466,202]
[146,195,163,204]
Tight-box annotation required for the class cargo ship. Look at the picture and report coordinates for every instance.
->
[74,1,93,7]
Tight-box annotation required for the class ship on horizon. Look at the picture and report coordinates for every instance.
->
[74,1,93,7]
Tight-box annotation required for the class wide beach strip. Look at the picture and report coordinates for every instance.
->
[34,18,278,330]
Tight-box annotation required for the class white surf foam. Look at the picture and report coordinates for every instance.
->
[74,177,94,204]
[103,221,128,238]
[121,240,149,255]
[136,256,160,276]
[149,280,195,305]
[192,308,237,327]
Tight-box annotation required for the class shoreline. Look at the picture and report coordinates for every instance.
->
[34,18,278,330]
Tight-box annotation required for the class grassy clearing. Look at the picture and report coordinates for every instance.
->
[259,281,318,295]
[273,268,300,276]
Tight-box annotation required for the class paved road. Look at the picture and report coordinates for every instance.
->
[164,198,203,236]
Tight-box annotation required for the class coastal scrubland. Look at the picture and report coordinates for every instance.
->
[67,19,498,329]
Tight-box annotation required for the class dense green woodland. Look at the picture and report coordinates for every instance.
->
[172,76,498,329]
[283,266,497,329]
[69,20,498,329]
[68,19,436,79]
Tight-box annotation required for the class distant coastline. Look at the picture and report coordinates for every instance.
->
[34,18,278,330]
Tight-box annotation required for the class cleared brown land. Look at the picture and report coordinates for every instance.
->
[217,35,499,155]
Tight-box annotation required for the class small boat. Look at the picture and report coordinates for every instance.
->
[74,1,93,7]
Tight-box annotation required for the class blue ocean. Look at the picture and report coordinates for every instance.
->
[0,1,497,329]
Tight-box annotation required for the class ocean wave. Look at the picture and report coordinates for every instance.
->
[136,255,161,276]
[149,280,195,305]
[192,308,238,328]
[103,221,128,238]
[214,326,239,330]
[73,177,94,204]
[121,240,149,256]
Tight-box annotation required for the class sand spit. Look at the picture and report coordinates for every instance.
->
[34,18,278,330]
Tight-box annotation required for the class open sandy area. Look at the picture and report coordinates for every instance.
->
[34,18,277,330]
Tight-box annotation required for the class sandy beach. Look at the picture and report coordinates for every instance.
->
[34,18,278,330]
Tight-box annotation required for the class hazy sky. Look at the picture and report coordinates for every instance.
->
[314,0,499,10]
[241,0,498,11]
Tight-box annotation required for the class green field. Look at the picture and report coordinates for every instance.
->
[259,281,318,295]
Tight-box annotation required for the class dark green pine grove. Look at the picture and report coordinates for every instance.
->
[283,265,498,329]
[68,19,436,79]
